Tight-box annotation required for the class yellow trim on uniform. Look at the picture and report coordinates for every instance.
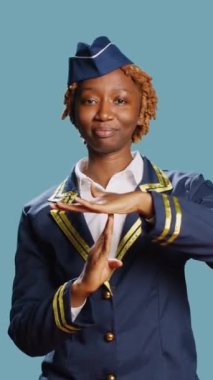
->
[48,179,67,202]
[60,192,78,205]
[153,194,172,242]
[60,212,90,255]
[51,209,114,293]
[51,207,143,264]
[116,218,142,261]
[53,287,70,333]
[117,226,142,261]
[58,283,80,332]
[103,221,143,287]
[50,210,89,261]
[49,162,173,267]
[162,197,182,245]
[140,163,173,193]
[53,283,80,333]
[153,164,171,188]
[48,176,78,205]
[50,182,89,261]
[116,218,141,256]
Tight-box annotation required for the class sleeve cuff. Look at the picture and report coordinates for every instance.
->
[52,280,94,334]
[149,192,182,245]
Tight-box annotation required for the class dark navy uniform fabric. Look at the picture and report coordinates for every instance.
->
[8,156,213,380]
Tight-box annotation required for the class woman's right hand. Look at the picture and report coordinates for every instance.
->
[71,214,123,307]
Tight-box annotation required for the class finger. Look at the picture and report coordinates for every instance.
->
[74,197,102,208]
[73,200,110,214]
[50,203,58,209]
[104,214,114,236]
[92,215,113,260]
[76,196,105,208]
[94,216,113,250]
[88,242,102,264]
[101,214,114,237]
[89,217,113,255]
[53,202,74,210]
[87,230,106,264]
[55,202,97,213]
[102,214,114,254]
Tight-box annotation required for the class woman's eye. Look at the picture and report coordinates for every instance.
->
[80,98,97,105]
[114,98,127,105]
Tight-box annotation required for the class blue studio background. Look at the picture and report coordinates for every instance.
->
[1,1,213,379]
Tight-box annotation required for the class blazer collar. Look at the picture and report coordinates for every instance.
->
[139,156,173,193]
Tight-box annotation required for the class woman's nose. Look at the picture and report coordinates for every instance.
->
[94,101,113,121]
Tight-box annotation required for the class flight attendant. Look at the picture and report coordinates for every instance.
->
[9,36,213,380]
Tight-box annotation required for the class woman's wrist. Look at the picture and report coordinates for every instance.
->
[136,192,154,219]
[71,280,91,307]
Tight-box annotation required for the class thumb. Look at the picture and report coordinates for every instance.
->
[108,259,123,270]
[91,183,105,198]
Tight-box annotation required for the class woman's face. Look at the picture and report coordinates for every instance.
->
[74,69,142,155]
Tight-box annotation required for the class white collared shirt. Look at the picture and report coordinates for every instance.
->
[75,151,144,258]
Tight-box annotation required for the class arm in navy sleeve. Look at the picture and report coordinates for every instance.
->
[147,173,213,266]
[8,208,94,357]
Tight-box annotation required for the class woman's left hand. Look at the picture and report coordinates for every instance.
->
[51,184,154,219]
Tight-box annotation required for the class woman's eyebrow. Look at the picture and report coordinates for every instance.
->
[79,87,94,91]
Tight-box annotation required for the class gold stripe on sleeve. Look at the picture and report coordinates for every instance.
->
[58,283,80,332]
[52,286,73,333]
[153,194,172,242]
[162,197,182,245]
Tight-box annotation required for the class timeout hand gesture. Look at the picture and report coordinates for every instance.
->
[51,185,154,306]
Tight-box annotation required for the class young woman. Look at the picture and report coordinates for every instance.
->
[9,36,213,380]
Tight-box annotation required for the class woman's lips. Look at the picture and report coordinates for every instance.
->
[93,128,117,138]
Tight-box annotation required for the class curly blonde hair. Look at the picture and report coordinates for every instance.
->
[61,64,158,143]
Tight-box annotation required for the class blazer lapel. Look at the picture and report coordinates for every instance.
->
[139,156,173,193]
[116,212,142,261]
[49,170,94,262]
[116,156,173,261]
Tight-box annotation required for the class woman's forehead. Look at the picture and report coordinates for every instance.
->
[78,69,138,92]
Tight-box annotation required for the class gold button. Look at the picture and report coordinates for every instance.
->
[106,375,116,380]
[103,290,111,299]
[104,332,115,342]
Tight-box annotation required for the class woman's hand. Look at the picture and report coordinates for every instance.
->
[52,184,154,219]
[71,214,123,307]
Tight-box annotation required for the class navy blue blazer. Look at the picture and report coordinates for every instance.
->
[8,156,213,380]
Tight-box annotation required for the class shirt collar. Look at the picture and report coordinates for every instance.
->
[75,151,144,190]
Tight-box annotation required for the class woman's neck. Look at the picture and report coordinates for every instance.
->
[83,149,133,188]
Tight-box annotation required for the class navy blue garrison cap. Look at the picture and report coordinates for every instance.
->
[67,36,133,86]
